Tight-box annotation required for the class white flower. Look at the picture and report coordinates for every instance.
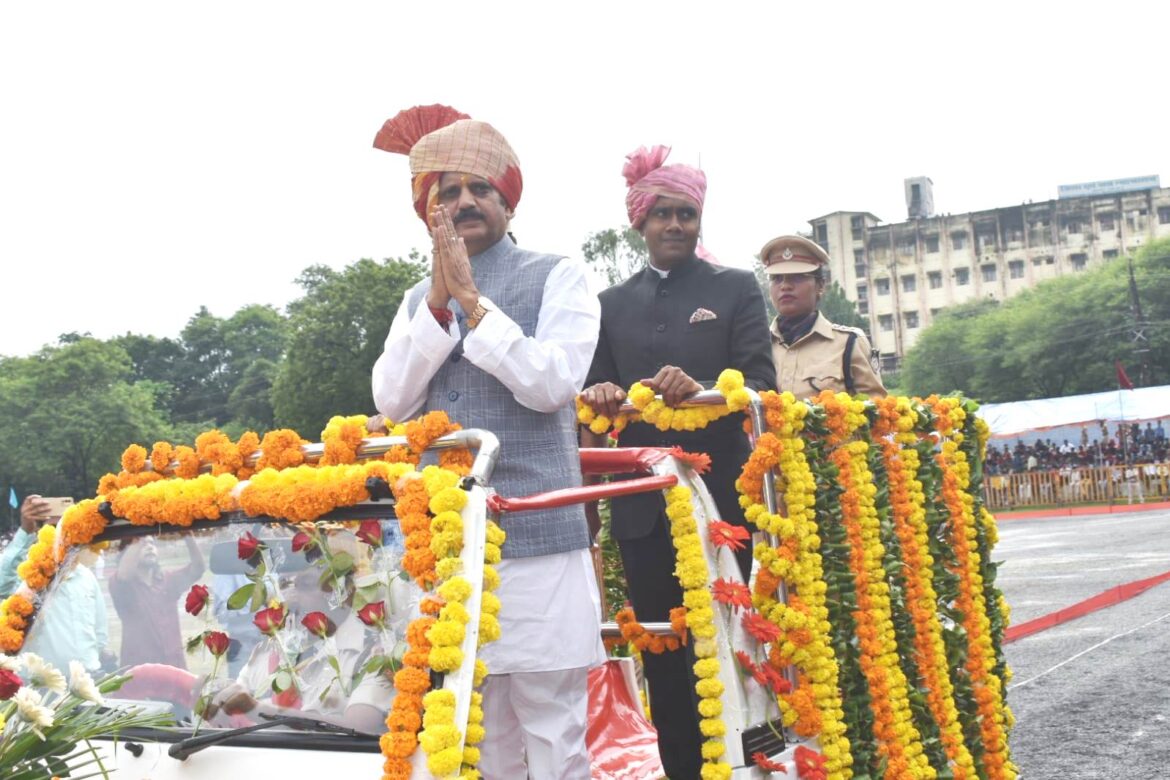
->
[0,654,20,672]
[13,687,54,735]
[68,661,104,705]
[20,653,66,694]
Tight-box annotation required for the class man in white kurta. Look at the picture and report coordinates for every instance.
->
[371,104,604,778]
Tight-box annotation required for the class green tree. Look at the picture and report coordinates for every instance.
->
[820,281,870,335]
[272,255,426,438]
[581,227,647,286]
[900,299,999,398]
[167,304,288,427]
[901,237,1170,401]
[0,339,171,498]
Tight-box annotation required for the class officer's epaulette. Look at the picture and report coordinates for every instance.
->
[829,323,865,338]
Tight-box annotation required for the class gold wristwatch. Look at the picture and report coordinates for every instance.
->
[467,300,491,329]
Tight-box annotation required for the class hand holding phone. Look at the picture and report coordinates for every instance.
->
[40,496,74,520]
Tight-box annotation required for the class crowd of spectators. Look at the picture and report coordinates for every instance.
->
[985,420,1168,475]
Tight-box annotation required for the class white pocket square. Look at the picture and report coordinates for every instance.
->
[689,308,717,324]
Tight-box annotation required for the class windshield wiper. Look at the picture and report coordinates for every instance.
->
[168,714,366,760]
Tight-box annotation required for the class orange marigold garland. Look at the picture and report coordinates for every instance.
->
[825,392,933,780]
[932,399,1017,780]
[873,397,975,779]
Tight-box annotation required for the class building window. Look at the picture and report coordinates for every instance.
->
[902,274,917,293]
[1008,260,1024,279]
[977,233,996,253]
[1103,249,1119,259]
[851,215,865,240]
[904,311,919,329]
[951,232,967,250]
[1158,207,1170,224]
[1066,220,1081,234]
[1071,253,1087,270]
[1099,214,1115,231]
[927,271,942,289]
[1031,257,1043,266]
[878,314,894,332]
[875,278,890,295]
[955,268,970,285]
[815,223,828,246]
[858,301,869,315]
[981,264,997,282]
[930,308,940,318]
[854,249,864,264]
[856,284,868,302]
[925,235,940,253]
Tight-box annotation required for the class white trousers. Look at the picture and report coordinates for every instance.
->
[478,667,591,779]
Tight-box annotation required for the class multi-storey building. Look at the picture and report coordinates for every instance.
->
[809,176,1170,366]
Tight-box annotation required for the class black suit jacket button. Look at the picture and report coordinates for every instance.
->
[656,324,666,332]
[448,391,460,402]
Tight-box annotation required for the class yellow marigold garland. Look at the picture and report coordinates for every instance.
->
[577,368,747,434]
[740,391,852,778]
[663,484,731,780]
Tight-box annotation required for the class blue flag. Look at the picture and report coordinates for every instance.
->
[7,487,16,509]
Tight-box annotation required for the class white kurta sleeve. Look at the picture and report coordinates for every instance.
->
[461,257,600,413]
[370,290,460,421]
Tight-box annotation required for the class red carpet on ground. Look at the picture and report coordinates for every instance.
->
[1004,569,1170,643]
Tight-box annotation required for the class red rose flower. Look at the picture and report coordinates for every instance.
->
[301,611,335,638]
[184,584,210,616]
[237,531,263,560]
[708,520,750,551]
[253,604,287,635]
[291,530,314,553]
[204,631,230,657]
[0,668,23,700]
[356,520,383,547]
[357,601,386,628]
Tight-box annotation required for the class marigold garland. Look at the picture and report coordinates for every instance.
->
[932,399,1018,780]
[873,397,975,779]
[576,368,747,434]
[608,606,688,654]
[663,483,731,780]
[738,391,851,778]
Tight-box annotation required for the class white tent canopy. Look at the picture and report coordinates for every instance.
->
[980,385,1170,438]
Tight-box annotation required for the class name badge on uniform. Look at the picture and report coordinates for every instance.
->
[689,308,717,324]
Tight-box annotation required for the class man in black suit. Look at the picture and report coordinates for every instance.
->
[581,145,775,780]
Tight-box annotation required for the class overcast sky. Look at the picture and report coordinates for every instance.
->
[2,2,1167,357]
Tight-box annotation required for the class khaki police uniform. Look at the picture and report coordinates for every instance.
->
[759,234,887,400]
[771,313,886,400]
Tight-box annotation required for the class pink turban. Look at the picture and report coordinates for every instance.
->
[623,145,707,230]
[374,104,523,224]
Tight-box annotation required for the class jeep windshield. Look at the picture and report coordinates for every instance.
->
[22,512,413,743]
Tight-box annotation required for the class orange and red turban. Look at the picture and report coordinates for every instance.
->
[373,104,523,224]
[623,145,707,230]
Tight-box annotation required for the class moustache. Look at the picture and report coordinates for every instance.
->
[453,209,487,225]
